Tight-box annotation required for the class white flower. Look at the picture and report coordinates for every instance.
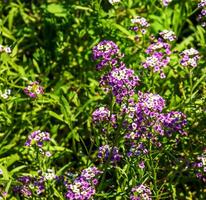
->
[108,0,121,5]
[4,47,11,53]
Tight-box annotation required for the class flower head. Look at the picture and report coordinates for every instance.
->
[159,30,176,41]
[100,66,140,103]
[92,107,110,123]
[180,48,200,67]
[92,40,123,70]
[65,166,102,200]
[130,16,150,34]
[143,38,171,78]
[98,145,122,162]
[130,184,152,200]
[198,0,206,27]
[24,81,44,98]
[108,0,121,4]
[25,130,50,148]
[161,0,172,6]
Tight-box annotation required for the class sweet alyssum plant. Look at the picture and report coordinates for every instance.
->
[91,39,188,199]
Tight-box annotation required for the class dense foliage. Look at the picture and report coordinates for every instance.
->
[0,0,205,199]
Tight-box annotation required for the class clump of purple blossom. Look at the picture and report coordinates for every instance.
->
[24,81,44,98]
[127,142,148,157]
[143,37,172,78]
[161,0,172,6]
[157,111,187,136]
[92,107,110,123]
[130,16,150,35]
[100,65,140,103]
[198,0,206,27]
[121,92,187,156]
[192,148,206,183]
[180,48,200,68]
[25,130,51,156]
[92,40,123,70]
[14,175,45,197]
[65,166,102,200]
[130,184,152,200]
[138,91,166,112]
[98,145,122,162]
[25,130,50,147]
[159,30,176,42]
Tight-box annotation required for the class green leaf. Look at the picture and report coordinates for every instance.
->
[48,111,64,123]
[0,165,10,180]
[10,165,27,176]
[2,27,16,41]
[112,23,134,39]
[46,4,67,17]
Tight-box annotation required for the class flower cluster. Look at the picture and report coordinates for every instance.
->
[92,107,110,123]
[25,130,50,147]
[42,169,56,181]
[25,130,51,156]
[192,149,206,183]
[108,0,121,4]
[130,16,150,35]
[130,184,152,200]
[92,40,123,70]
[127,142,148,157]
[100,65,139,103]
[14,175,45,197]
[138,91,165,112]
[198,0,206,27]
[143,38,172,78]
[0,89,11,99]
[180,48,200,68]
[65,166,102,200]
[122,92,187,155]
[159,30,176,42]
[157,111,187,136]
[98,145,121,162]
[0,45,11,54]
[24,81,44,98]
[161,0,172,6]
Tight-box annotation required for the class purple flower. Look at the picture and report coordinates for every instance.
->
[14,175,45,197]
[65,166,102,200]
[25,130,50,147]
[159,30,176,41]
[100,65,140,103]
[130,184,152,200]
[192,149,206,183]
[25,130,51,156]
[143,38,172,78]
[197,1,206,27]
[130,16,150,34]
[138,161,145,169]
[158,111,187,136]
[92,107,111,123]
[138,91,165,112]
[92,40,123,70]
[161,0,172,6]
[180,48,200,67]
[98,145,122,162]
[121,91,187,157]
[24,81,44,98]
